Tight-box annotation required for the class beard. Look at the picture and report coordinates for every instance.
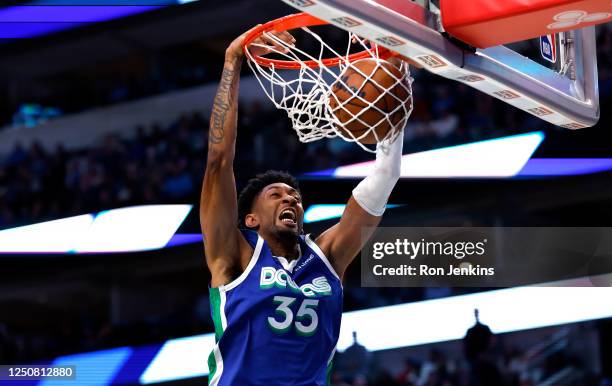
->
[272,221,301,239]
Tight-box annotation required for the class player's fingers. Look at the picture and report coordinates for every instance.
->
[271,32,295,50]
[249,36,277,54]
[277,30,296,45]
[261,33,290,53]
[266,30,296,51]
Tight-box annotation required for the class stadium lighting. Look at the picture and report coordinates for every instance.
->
[335,286,612,351]
[139,335,215,384]
[518,158,612,176]
[0,1,205,39]
[0,214,94,253]
[73,205,192,253]
[308,132,545,178]
[304,204,401,223]
[0,205,192,254]
[304,204,347,223]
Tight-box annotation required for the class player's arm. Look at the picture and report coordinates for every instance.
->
[315,135,403,278]
[201,27,295,287]
[200,33,252,287]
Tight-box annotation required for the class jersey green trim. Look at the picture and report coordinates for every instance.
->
[208,288,225,386]
[207,350,217,386]
[326,358,333,386]
[209,287,224,342]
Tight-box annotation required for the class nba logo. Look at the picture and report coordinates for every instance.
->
[540,34,557,63]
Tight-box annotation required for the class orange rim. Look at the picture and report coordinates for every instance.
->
[243,13,394,69]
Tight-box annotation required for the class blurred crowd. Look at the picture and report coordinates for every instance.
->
[326,317,600,386]
[0,66,543,230]
[0,294,214,365]
[329,345,573,386]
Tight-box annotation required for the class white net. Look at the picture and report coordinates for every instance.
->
[245,26,413,153]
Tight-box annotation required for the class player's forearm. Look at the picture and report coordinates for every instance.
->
[207,54,243,164]
[352,136,403,216]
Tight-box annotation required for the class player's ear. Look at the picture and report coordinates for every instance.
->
[245,213,260,229]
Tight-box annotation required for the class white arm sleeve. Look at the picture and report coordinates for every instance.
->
[351,135,403,216]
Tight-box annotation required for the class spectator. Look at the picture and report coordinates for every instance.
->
[338,331,371,382]
[396,358,419,386]
[463,309,506,386]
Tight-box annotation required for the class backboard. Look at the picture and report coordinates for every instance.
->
[281,0,601,129]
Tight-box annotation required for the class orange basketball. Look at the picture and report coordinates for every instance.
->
[329,58,410,144]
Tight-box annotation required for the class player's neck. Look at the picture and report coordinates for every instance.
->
[264,234,301,261]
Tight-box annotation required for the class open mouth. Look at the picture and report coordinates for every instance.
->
[279,208,297,226]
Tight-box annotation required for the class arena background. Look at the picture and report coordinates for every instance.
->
[0,1,611,385]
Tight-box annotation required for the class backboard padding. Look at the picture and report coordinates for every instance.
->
[281,0,600,128]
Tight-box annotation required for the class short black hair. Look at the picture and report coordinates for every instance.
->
[237,170,300,229]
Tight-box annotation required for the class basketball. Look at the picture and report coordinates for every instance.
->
[329,58,410,144]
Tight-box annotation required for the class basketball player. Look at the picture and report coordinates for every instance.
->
[200,25,407,385]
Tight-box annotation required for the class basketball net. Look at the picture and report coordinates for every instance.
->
[244,23,413,153]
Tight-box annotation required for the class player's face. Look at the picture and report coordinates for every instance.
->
[255,183,303,237]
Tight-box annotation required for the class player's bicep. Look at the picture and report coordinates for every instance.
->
[316,196,381,277]
[201,157,236,224]
[200,157,243,265]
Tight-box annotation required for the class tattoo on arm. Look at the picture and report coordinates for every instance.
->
[209,67,237,144]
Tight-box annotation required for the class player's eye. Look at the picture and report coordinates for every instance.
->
[270,192,280,198]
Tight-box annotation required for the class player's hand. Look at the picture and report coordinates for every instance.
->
[226,25,295,61]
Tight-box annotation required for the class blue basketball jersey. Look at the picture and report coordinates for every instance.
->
[208,230,343,386]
